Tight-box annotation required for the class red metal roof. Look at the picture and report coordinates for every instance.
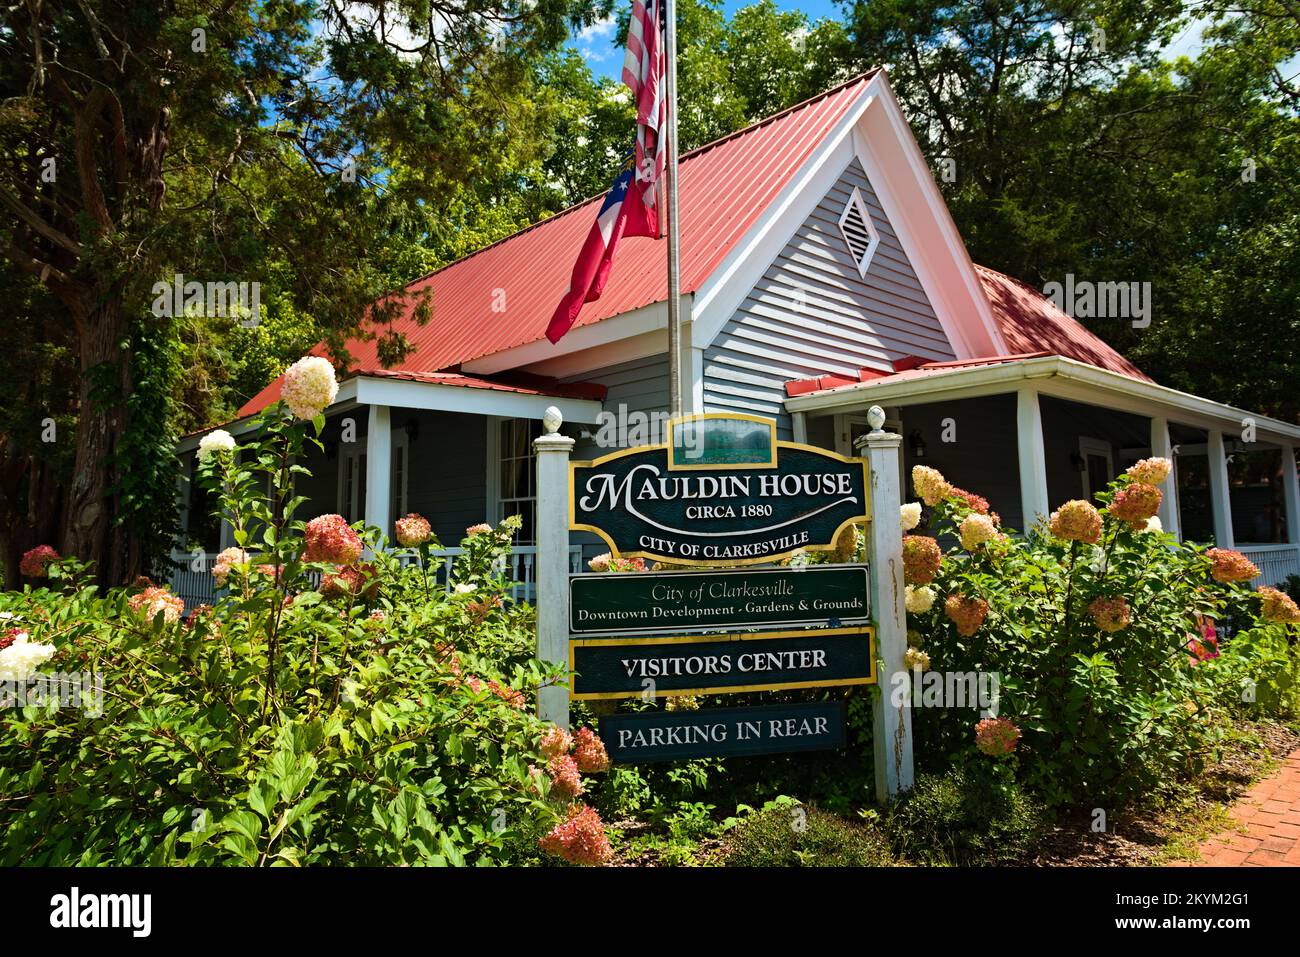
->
[975,265,1150,381]
[237,72,878,418]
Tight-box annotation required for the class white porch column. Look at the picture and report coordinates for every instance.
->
[364,404,391,542]
[791,411,808,445]
[534,408,575,727]
[858,406,913,803]
[1016,387,1050,531]
[1281,443,1300,547]
[1150,416,1181,538]
[1207,429,1234,548]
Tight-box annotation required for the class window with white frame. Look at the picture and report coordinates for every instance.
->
[492,418,537,544]
[838,186,881,277]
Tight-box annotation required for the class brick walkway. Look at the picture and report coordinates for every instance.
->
[1176,747,1300,866]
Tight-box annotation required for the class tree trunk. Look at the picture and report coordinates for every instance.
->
[63,298,129,584]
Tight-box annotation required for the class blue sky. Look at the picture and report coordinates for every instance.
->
[573,2,1223,81]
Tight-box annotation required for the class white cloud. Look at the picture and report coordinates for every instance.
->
[577,15,618,64]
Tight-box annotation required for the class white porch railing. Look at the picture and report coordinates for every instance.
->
[1238,544,1300,588]
[168,545,582,611]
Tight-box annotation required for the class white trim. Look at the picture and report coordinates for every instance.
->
[785,354,1300,444]
[837,185,881,277]
[1282,443,1300,548]
[690,90,876,348]
[364,404,391,541]
[851,88,1007,359]
[1016,387,1050,527]
[176,379,360,453]
[353,376,603,424]
[1208,430,1234,548]
[390,427,410,524]
[1150,416,1182,538]
[1077,437,1114,499]
[484,417,502,524]
[462,300,674,376]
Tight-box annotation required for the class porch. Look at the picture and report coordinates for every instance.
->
[172,371,604,609]
[787,355,1300,587]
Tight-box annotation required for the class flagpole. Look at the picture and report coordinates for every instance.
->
[663,0,683,418]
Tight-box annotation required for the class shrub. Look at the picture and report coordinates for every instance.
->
[902,461,1297,807]
[723,799,895,867]
[0,376,611,866]
[885,766,1047,866]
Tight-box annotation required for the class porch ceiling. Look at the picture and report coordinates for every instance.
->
[784,355,1300,445]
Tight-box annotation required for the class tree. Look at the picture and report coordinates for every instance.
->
[0,0,603,582]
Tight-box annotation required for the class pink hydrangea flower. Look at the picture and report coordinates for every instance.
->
[538,804,613,866]
[1257,586,1300,625]
[975,717,1020,757]
[487,679,526,709]
[211,546,249,587]
[465,523,493,537]
[540,725,573,760]
[944,593,988,636]
[1049,500,1102,544]
[1088,596,1132,633]
[394,513,433,548]
[573,727,610,773]
[1109,483,1162,528]
[547,753,584,799]
[1206,548,1259,583]
[127,586,185,625]
[280,356,338,420]
[958,513,998,551]
[1126,457,1172,486]
[912,465,951,506]
[304,514,363,564]
[18,545,59,578]
[948,486,990,514]
[321,563,378,599]
[902,535,942,585]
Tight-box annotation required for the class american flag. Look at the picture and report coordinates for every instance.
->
[545,160,654,344]
[621,0,666,239]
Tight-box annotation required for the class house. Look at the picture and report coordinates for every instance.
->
[172,69,1300,606]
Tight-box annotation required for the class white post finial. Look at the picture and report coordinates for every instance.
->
[542,406,563,435]
[867,405,886,432]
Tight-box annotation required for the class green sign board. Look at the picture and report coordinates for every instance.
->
[599,701,847,764]
[570,626,875,700]
[569,414,869,566]
[569,564,871,636]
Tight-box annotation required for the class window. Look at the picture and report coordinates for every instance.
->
[1079,437,1113,499]
[838,186,881,277]
[337,445,367,524]
[494,418,537,544]
[390,430,409,527]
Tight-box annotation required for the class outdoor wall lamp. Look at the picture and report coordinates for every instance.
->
[909,430,927,459]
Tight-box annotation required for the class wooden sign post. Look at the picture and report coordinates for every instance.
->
[534,406,915,801]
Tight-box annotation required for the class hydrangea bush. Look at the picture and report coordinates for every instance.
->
[903,460,1300,806]
[0,362,612,866]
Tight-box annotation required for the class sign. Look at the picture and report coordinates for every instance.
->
[570,626,876,700]
[570,414,869,566]
[599,701,846,763]
[568,564,871,636]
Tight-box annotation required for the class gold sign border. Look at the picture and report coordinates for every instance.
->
[569,418,871,568]
[568,625,877,701]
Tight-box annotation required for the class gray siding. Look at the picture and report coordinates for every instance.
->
[563,354,671,459]
[703,159,954,438]
[404,409,488,545]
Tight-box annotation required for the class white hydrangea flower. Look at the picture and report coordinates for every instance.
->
[197,428,236,462]
[904,584,936,614]
[0,631,57,682]
[900,502,922,531]
[281,356,339,420]
[1141,515,1163,534]
[453,583,477,594]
